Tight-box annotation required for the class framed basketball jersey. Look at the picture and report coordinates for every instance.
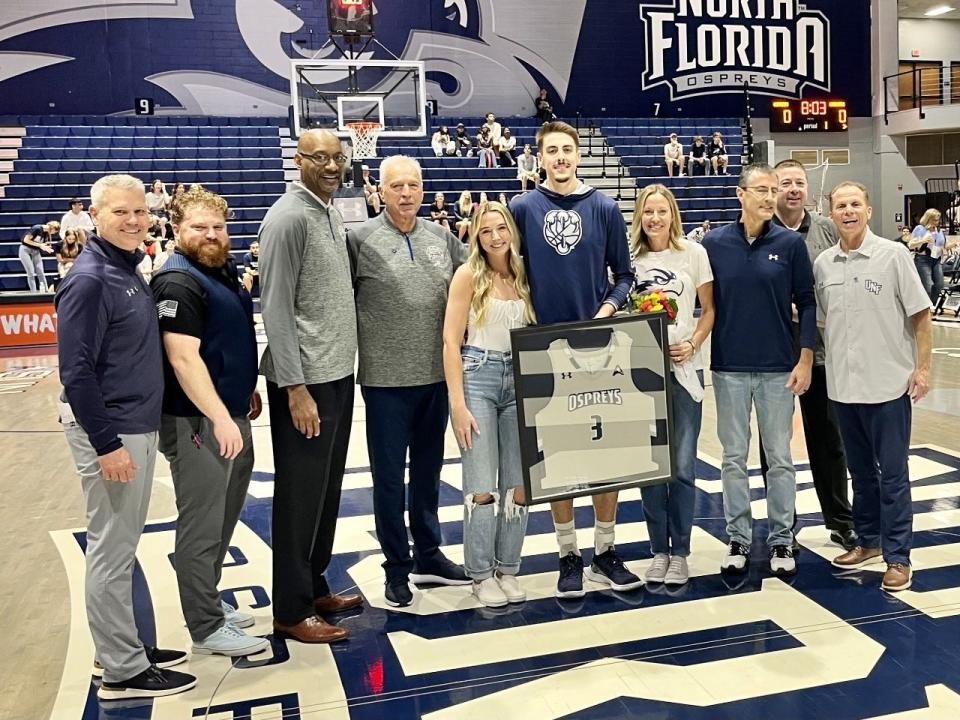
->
[512,313,675,504]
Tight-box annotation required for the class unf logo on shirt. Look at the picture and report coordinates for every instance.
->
[865,279,882,295]
[639,0,829,99]
[543,209,583,256]
[568,388,623,412]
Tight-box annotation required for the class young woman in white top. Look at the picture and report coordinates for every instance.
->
[629,183,715,586]
[146,179,171,217]
[442,201,536,608]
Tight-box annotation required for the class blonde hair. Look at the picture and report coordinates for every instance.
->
[457,190,473,214]
[629,184,684,256]
[168,184,229,226]
[466,201,536,327]
[918,208,941,228]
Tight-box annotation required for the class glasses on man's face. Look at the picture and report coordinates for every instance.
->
[743,186,778,198]
[300,151,349,166]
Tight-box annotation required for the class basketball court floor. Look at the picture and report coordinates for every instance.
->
[3,321,960,719]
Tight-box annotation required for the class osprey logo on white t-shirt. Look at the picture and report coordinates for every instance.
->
[543,209,582,256]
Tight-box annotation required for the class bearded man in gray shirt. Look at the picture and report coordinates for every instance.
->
[259,129,360,643]
[348,155,469,607]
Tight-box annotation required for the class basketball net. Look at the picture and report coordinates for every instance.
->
[346,121,382,160]
[807,158,831,216]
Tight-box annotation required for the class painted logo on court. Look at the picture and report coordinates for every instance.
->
[639,0,831,99]
[543,209,583,256]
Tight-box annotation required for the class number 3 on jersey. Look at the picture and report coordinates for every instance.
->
[591,414,604,441]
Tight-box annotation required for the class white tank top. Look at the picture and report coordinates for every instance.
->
[465,298,528,352]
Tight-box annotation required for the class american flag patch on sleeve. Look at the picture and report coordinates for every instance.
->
[156,300,179,319]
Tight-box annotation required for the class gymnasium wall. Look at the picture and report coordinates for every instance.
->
[0,0,871,119]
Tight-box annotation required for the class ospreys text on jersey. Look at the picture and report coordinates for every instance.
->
[567,388,624,412]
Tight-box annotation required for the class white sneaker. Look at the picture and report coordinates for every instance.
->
[645,553,669,584]
[221,600,254,629]
[472,578,508,608]
[192,624,269,657]
[664,556,689,585]
[721,541,750,573]
[497,574,526,603]
[769,545,796,576]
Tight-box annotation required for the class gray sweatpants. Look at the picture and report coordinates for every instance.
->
[63,424,157,684]
[159,414,254,642]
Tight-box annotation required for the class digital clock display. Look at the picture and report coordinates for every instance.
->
[770,99,848,133]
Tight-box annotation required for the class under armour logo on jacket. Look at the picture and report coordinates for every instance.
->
[768,254,779,261]
[126,287,139,296]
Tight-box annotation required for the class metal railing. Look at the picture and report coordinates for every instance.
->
[883,66,959,124]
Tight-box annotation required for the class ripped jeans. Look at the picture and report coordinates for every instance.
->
[459,346,528,579]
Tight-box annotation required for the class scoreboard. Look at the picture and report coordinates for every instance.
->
[770,99,849,133]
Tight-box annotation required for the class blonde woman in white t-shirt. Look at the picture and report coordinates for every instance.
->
[442,201,536,608]
[629,184,715,586]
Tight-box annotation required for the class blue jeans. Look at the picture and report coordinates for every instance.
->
[833,395,913,565]
[641,372,703,557]
[460,347,528,579]
[363,383,448,583]
[713,371,797,547]
[18,245,48,293]
[914,255,944,305]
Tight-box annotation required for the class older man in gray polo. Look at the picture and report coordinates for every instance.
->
[816,181,932,593]
[348,155,468,608]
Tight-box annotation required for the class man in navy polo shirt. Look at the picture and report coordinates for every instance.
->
[151,186,269,658]
[56,174,196,701]
[702,163,816,577]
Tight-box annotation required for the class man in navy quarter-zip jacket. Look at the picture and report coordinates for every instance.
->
[56,174,196,701]
[702,162,816,579]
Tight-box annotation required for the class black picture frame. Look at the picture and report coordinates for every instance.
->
[510,312,675,505]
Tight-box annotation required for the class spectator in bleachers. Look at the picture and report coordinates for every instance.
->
[629,184,715,587]
[360,165,381,215]
[497,128,517,168]
[429,193,452,232]
[663,133,685,177]
[454,123,473,157]
[483,113,502,145]
[476,126,497,168]
[497,192,509,206]
[686,219,711,243]
[56,228,85,279]
[241,241,260,298]
[61,198,96,235]
[517,144,540,192]
[137,242,155,281]
[708,132,729,175]
[454,190,476,241]
[20,221,57,293]
[688,135,709,176]
[153,239,177,272]
[146,180,171,218]
[431,125,456,157]
[910,209,951,305]
[534,88,556,123]
[171,182,186,201]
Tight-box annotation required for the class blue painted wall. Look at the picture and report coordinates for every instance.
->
[0,0,871,118]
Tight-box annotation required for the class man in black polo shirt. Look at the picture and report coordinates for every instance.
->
[151,186,268,658]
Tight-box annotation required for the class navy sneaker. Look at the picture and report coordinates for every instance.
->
[585,548,643,592]
[384,580,414,608]
[555,552,586,599]
[410,556,471,586]
[97,665,196,701]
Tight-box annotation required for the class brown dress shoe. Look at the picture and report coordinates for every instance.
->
[273,615,348,643]
[831,546,883,569]
[881,563,912,592]
[314,593,363,614]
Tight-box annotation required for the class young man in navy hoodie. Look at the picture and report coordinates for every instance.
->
[701,163,816,577]
[510,121,639,599]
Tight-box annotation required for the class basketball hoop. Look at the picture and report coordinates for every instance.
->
[346,121,382,160]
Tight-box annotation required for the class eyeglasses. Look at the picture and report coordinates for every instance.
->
[299,151,349,166]
[742,186,777,198]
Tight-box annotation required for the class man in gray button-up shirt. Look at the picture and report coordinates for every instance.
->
[348,155,468,607]
[259,129,361,643]
[815,181,932,593]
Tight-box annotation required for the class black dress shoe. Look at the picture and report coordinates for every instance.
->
[830,528,859,552]
[384,580,414,607]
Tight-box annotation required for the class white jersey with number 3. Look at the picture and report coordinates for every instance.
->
[534,330,657,489]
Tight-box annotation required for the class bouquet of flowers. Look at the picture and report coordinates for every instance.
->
[629,289,678,322]
[628,288,703,401]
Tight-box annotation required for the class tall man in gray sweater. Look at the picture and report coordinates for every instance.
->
[259,129,360,643]
[348,155,469,607]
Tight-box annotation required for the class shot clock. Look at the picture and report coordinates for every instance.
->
[770,99,848,132]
